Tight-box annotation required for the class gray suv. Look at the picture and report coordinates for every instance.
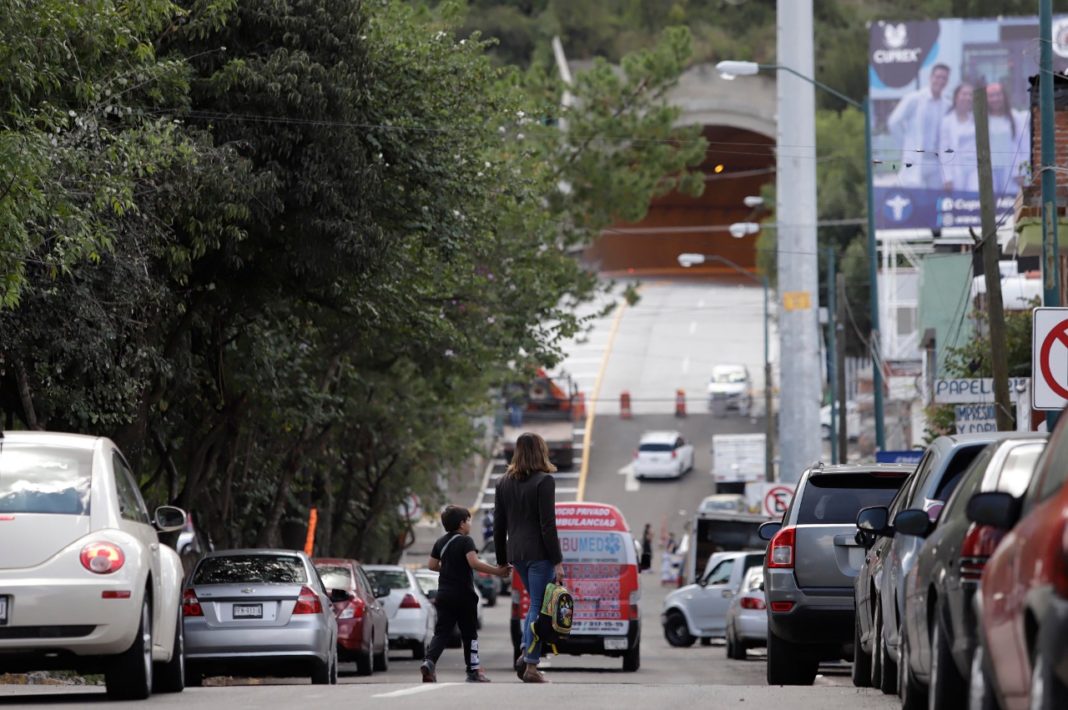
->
[759,463,913,685]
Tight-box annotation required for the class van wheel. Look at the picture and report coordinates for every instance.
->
[106,597,153,700]
[622,643,640,672]
[663,611,695,647]
[767,628,816,685]
[928,613,965,710]
[153,611,185,693]
[852,611,872,688]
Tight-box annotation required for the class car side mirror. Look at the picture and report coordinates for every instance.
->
[329,588,354,603]
[375,586,390,599]
[966,492,1021,530]
[154,506,187,533]
[856,506,891,536]
[758,521,782,541]
[893,509,933,538]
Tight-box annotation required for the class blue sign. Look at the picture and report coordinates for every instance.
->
[876,450,924,465]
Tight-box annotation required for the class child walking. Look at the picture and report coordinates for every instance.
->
[421,505,510,683]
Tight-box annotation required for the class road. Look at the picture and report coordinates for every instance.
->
[0,279,894,708]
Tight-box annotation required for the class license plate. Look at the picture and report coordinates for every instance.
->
[233,604,262,619]
[604,638,628,650]
[0,596,7,625]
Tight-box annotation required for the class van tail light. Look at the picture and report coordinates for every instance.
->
[628,590,641,618]
[80,542,125,574]
[182,588,203,617]
[399,593,422,610]
[293,586,323,614]
[339,597,366,620]
[767,527,796,568]
[960,523,1003,581]
[740,596,767,610]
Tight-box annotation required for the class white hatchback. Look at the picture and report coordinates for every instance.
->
[633,431,695,479]
[0,431,187,699]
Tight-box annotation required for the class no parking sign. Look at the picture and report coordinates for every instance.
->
[1033,308,1068,410]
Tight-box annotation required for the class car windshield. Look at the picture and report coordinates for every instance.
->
[713,371,746,383]
[0,444,93,515]
[194,555,307,584]
[639,443,673,452]
[366,569,410,591]
[797,473,908,524]
[315,565,353,591]
[415,574,437,595]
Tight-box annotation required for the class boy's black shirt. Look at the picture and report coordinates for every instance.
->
[431,531,478,594]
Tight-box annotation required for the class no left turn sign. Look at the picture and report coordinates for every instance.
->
[1032,308,1068,410]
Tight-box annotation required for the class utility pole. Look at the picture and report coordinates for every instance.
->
[827,248,838,465]
[776,0,821,481]
[1041,0,1062,430]
[974,84,1013,431]
[836,273,848,462]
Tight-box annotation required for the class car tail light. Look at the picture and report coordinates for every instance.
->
[770,601,795,612]
[767,527,796,568]
[671,449,678,459]
[80,542,125,574]
[633,449,639,459]
[740,596,767,610]
[511,589,522,620]
[293,586,323,614]
[339,597,365,620]
[399,593,422,610]
[960,523,1003,581]
[182,588,203,617]
[101,590,132,599]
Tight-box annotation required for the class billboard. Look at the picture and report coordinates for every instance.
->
[870,16,1068,232]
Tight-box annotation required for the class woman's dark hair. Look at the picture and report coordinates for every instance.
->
[506,432,557,480]
[948,81,973,114]
[441,505,471,533]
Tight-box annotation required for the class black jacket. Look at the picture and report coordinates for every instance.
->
[493,471,562,565]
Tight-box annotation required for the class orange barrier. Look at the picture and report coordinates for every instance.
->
[620,391,632,419]
[572,392,587,422]
[675,389,686,418]
[303,508,318,556]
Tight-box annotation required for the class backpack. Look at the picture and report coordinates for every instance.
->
[526,582,574,656]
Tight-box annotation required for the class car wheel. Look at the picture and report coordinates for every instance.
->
[373,635,389,672]
[622,642,640,672]
[485,588,497,608]
[899,622,928,710]
[412,640,427,660]
[662,611,696,647]
[153,611,185,693]
[355,645,373,677]
[105,596,153,700]
[872,602,898,694]
[1030,647,1068,710]
[727,624,746,660]
[312,650,337,685]
[852,610,872,688]
[928,613,965,710]
[700,636,713,647]
[767,628,817,685]
[185,669,203,688]
[968,638,998,710]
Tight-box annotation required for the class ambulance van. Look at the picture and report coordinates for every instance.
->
[510,502,641,671]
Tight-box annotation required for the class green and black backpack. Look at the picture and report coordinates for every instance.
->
[526,582,574,655]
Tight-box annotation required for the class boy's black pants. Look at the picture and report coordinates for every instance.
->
[425,589,480,671]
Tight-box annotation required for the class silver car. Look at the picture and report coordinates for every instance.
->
[725,566,767,659]
[183,550,338,685]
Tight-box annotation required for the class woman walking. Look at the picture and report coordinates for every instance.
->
[640,524,653,572]
[493,432,563,684]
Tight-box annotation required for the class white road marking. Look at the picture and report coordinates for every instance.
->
[372,683,460,698]
[698,299,706,308]
[618,462,635,476]
[682,356,690,374]
[625,471,641,492]
[688,320,697,335]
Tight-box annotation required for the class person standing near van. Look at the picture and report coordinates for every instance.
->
[640,524,653,572]
[494,432,563,684]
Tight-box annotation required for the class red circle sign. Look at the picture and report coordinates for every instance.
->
[1039,322,1068,400]
[764,486,794,517]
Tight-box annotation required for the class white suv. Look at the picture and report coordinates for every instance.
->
[633,431,694,479]
[0,431,188,699]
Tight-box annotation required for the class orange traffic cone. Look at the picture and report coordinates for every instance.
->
[620,391,632,419]
[674,389,686,418]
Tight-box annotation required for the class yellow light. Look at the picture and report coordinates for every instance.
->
[713,164,725,174]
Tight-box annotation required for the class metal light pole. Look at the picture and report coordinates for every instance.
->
[716,59,887,454]
[678,253,774,481]
[1041,0,1062,429]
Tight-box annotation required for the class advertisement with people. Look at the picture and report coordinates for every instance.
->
[870,15,1068,232]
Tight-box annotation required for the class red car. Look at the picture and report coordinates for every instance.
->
[314,558,390,675]
[967,420,1068,710]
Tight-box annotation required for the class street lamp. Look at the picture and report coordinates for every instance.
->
[715,59,886,452]
[743,195,765,208]
[729,222,760,239]
[678,252,774,482]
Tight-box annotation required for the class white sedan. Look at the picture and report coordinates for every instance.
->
[0,431,187,699]
[364,565,436,659]
[633,431,695,479]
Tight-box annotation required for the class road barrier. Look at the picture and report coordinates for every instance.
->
[620,391,632,419]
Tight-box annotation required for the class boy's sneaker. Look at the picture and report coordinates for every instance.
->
[465,669,491,683]
[420,660,436,683]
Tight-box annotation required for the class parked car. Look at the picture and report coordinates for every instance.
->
[853,433,1014,695]
[633,430,695,480]
[892,437,1046,710]
[183,549,339,685]
[697,493,749,515]
[479,542,510,595]
[364,564,436,659]
[820,400,861,441]
[0,431,187,700]
[725,566,767,659]
[313,557,391,675]
[708,364,752,416]
[413,568,483,647]
[967,419,1068,710]
[175,512,214,579]
[760,462,913,685]
[662,550,764,647]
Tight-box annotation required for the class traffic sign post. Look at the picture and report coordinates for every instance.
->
[763,485,795,518]
[1032,308,1068,410]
